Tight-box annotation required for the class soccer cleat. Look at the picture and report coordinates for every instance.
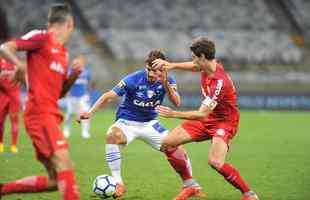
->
[173,186,206,200]
[0,143,4,153]
[113,183,126,199]
[10,145,18,153]
[241,191,259,200]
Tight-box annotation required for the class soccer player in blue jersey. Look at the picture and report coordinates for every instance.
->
[78,50,205,199]
[64,61,92,138]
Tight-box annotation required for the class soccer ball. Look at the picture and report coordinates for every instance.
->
[92,175,117,199]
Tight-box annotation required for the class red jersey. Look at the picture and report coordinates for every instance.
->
[14,30,68,116]
[0,58,20,94]
[200,62,240,128]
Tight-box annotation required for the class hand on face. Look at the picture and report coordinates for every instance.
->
[152,59,172,71]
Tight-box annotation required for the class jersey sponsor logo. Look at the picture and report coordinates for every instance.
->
[216,129,225,136]
[50,61,65,74]
[202,96,217,110]
[212,79,223,100]
[133,99,161,107]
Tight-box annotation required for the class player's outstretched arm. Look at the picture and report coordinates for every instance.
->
[78,90,119,122]
[60,56,85,98]
[0,41,26,82]
[152,59,200,72]
[156,103,212,120]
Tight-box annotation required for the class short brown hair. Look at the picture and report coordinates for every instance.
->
[190,37,215,60]
[48,3,73,24]
[145,49,166,67]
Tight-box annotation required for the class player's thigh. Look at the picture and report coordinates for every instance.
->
[106,120,134,145]
[138,120,168,151]
[0,95,9,123]
[208,137,228,169]
[24,114,69,160]
[162,125,194,148]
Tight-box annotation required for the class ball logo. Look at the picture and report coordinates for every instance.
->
[216,129,225,136]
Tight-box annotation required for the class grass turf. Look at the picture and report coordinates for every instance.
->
[0,110,309,200]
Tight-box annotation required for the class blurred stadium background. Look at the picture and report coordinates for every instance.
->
[1,0,310,110]
[1,1,310,200]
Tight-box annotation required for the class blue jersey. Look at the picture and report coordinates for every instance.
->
[69,67,91,97]
[113,69,177,122]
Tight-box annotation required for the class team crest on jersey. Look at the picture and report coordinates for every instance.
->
[147,90,154,98]
[216,129,225,136]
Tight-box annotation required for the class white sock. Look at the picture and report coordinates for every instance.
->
[81,119,90,138]
[63,114,72,138]
[106,144,123,184]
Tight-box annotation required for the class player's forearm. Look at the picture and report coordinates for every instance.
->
[170,110,208,120]
[170,62,199,71]
[60,72,81,98]
[163,83,181,107]
[0,42,23,68]
[88,93,114,115]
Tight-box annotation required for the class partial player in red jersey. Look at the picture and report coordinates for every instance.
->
[153,37,259,200]
[0,58,20,153]
[0,4,83,200]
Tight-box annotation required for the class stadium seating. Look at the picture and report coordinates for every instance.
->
[76,0,303,64]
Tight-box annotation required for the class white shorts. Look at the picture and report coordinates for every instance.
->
[66,95,90,115]
[108,118,168,151]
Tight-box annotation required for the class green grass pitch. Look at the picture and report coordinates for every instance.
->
[0,110,309,200]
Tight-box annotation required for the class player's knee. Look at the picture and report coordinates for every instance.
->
[106,131,126,145]
[208,156,223,170]
[52,150,74,171]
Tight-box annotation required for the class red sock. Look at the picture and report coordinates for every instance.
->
[57,170,80,200]
[218,163,250,194]
[1,176,48,194]
[0,115,5,144]
[10,114,19,146]
[165,147,192,181]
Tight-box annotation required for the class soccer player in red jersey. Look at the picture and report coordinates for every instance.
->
[0,4,83,200]
[153,37,259,200]
[0,57,20,153]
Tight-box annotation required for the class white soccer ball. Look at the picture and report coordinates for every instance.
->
[92,174,117,199]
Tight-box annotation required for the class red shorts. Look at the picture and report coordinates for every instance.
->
[0,91,20,114]
[24,113,68,160]
[181,120,238,146]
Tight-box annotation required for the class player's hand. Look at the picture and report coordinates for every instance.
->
[152,59,173,71]
[71,55,85,74]
[12,61,26,84]
[158,67,168,84]
[77,112,91,123]
[155,105,174,118]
